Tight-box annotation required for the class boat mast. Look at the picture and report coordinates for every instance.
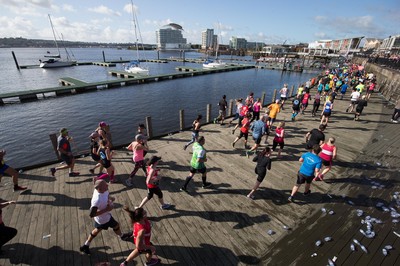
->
[48,14,61,56]
[130,0,140,61]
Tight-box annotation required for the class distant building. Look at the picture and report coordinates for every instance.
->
[261,45,290,55]
[156,23,191,50]
[246,41,263,51]
[302,36,364,56]
[230,36,247,49]
[378,35,400,54]
[201,29,214,50]
[363,38,382,51]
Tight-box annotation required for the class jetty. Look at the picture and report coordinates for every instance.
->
[0,64,254,105]
[0,90,399,265]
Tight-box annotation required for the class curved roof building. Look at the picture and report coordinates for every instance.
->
[156,23,191,50]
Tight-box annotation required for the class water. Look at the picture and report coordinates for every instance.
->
[0,48,318,168]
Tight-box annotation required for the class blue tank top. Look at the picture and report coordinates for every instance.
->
[324,102,332,112]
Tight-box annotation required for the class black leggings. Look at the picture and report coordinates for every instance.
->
[130,160,146,178]
[0,223,17,248]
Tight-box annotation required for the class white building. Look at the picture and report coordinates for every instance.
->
[201,29,214,50]
[156,23,191,50]
[378,35,400,54]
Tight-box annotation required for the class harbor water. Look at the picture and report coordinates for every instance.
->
[0,48,318,168]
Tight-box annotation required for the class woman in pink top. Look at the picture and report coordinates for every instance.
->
[272,122,285,158]
[314,137,337,181]
[252,98,262,122]
[126,135,148,187]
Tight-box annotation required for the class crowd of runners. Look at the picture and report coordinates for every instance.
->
[0,62,398,265]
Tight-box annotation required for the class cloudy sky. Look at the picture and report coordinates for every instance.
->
[0,0,399,44]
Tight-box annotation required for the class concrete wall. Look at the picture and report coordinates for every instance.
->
[353,57,400,102]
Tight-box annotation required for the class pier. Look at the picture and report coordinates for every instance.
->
[0,64,255,105]
[0,90,398,265]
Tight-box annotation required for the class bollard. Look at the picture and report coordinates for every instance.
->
[272,89,277,102]
[145,116,153,139]
[228,99,234,117]
[102,50,106,63]
[261,92,266,107]
[105,124,113,148]
[179,109,185,130]
[290,85,295,97]
[206,104,212,123]
[49,133,60,160]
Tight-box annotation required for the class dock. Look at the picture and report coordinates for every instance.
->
[0,64,254,105]
[0,92,399,265]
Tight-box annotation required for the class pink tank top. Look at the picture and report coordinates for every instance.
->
[133,149,144,162]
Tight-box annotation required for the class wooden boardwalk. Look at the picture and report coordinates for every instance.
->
[0,92,399,266]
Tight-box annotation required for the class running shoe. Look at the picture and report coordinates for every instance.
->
[120,232,133,241]
[146,258,161,266]
[183,145,187,151]
[125,178,134,187]
[161,203,171,210]
[246,151,250,158]
[180,187,188,192]
[79,245,90,255]
[231,129,235,134]
[202,182,212,188]
[303,190,311,196]
[50,168,56,176]
[232,142,235,148]
[288,196,293,202]
[13,185,27,192]
[89,169,95,174]
[246,194,255,200]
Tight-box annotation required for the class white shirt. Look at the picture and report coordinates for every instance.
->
[351,91,360,101]
[91,189,111,224]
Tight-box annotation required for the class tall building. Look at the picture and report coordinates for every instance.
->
[156,23,191,50]
[201,29,214,49]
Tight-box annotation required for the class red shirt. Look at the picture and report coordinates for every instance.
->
[133,219,151,246]
[240,105,249,117]
[274,127,284,143]
[240,118,250,133]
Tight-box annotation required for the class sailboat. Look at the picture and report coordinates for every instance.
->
[124,1,149,75]
[203,24,226,69]
[39,14,76,68]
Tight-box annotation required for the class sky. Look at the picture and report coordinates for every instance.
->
[0,0,399,45]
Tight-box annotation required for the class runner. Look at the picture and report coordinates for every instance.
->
[246,117,265,158]
[272,122,285,158]
[214,95,227,125]
[246,147,272,199]
[232,112,251,149]
[320,97,333,125]
[180,136,211,192]
[126,135,148,187]
[291,95,301,121]
[346,88,360,113]
[119,207,160,266]
[300,90,311,114]
[305,124,326,150]
[80,180,122,255]
[354,95,368,121]
[340,81,349,100]
[311,91,321,117]
[232,101,249,135]
[88,132,103,175]
[98,139,116,183]
[288,144,322,202]
[280,84,288,110]
[391,97,400,123]
[314,137,337,181]
[252,98,262,122]
[267,99,281,129]
[0,150,27,191]
[365,81,375,100]
[0,198,18,254]
[229,98,243,125]
[49,128,80,177]
[184,114,202,151]
[137,156,171,210]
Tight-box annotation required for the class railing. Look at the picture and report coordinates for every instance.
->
[356,55,400,71]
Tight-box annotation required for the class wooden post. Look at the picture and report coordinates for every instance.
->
[102,50,106,63]
[179,109,185,130]
[49,133,60,160]
[206,104,212,123]
[272,89,277,102]
[261,92,266,107]
[145,116,153,139]
[11,51,20,70]
[290,85,295,97]
[228,99,234,116]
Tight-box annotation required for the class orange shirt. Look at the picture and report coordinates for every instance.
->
[268,103,280,118]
